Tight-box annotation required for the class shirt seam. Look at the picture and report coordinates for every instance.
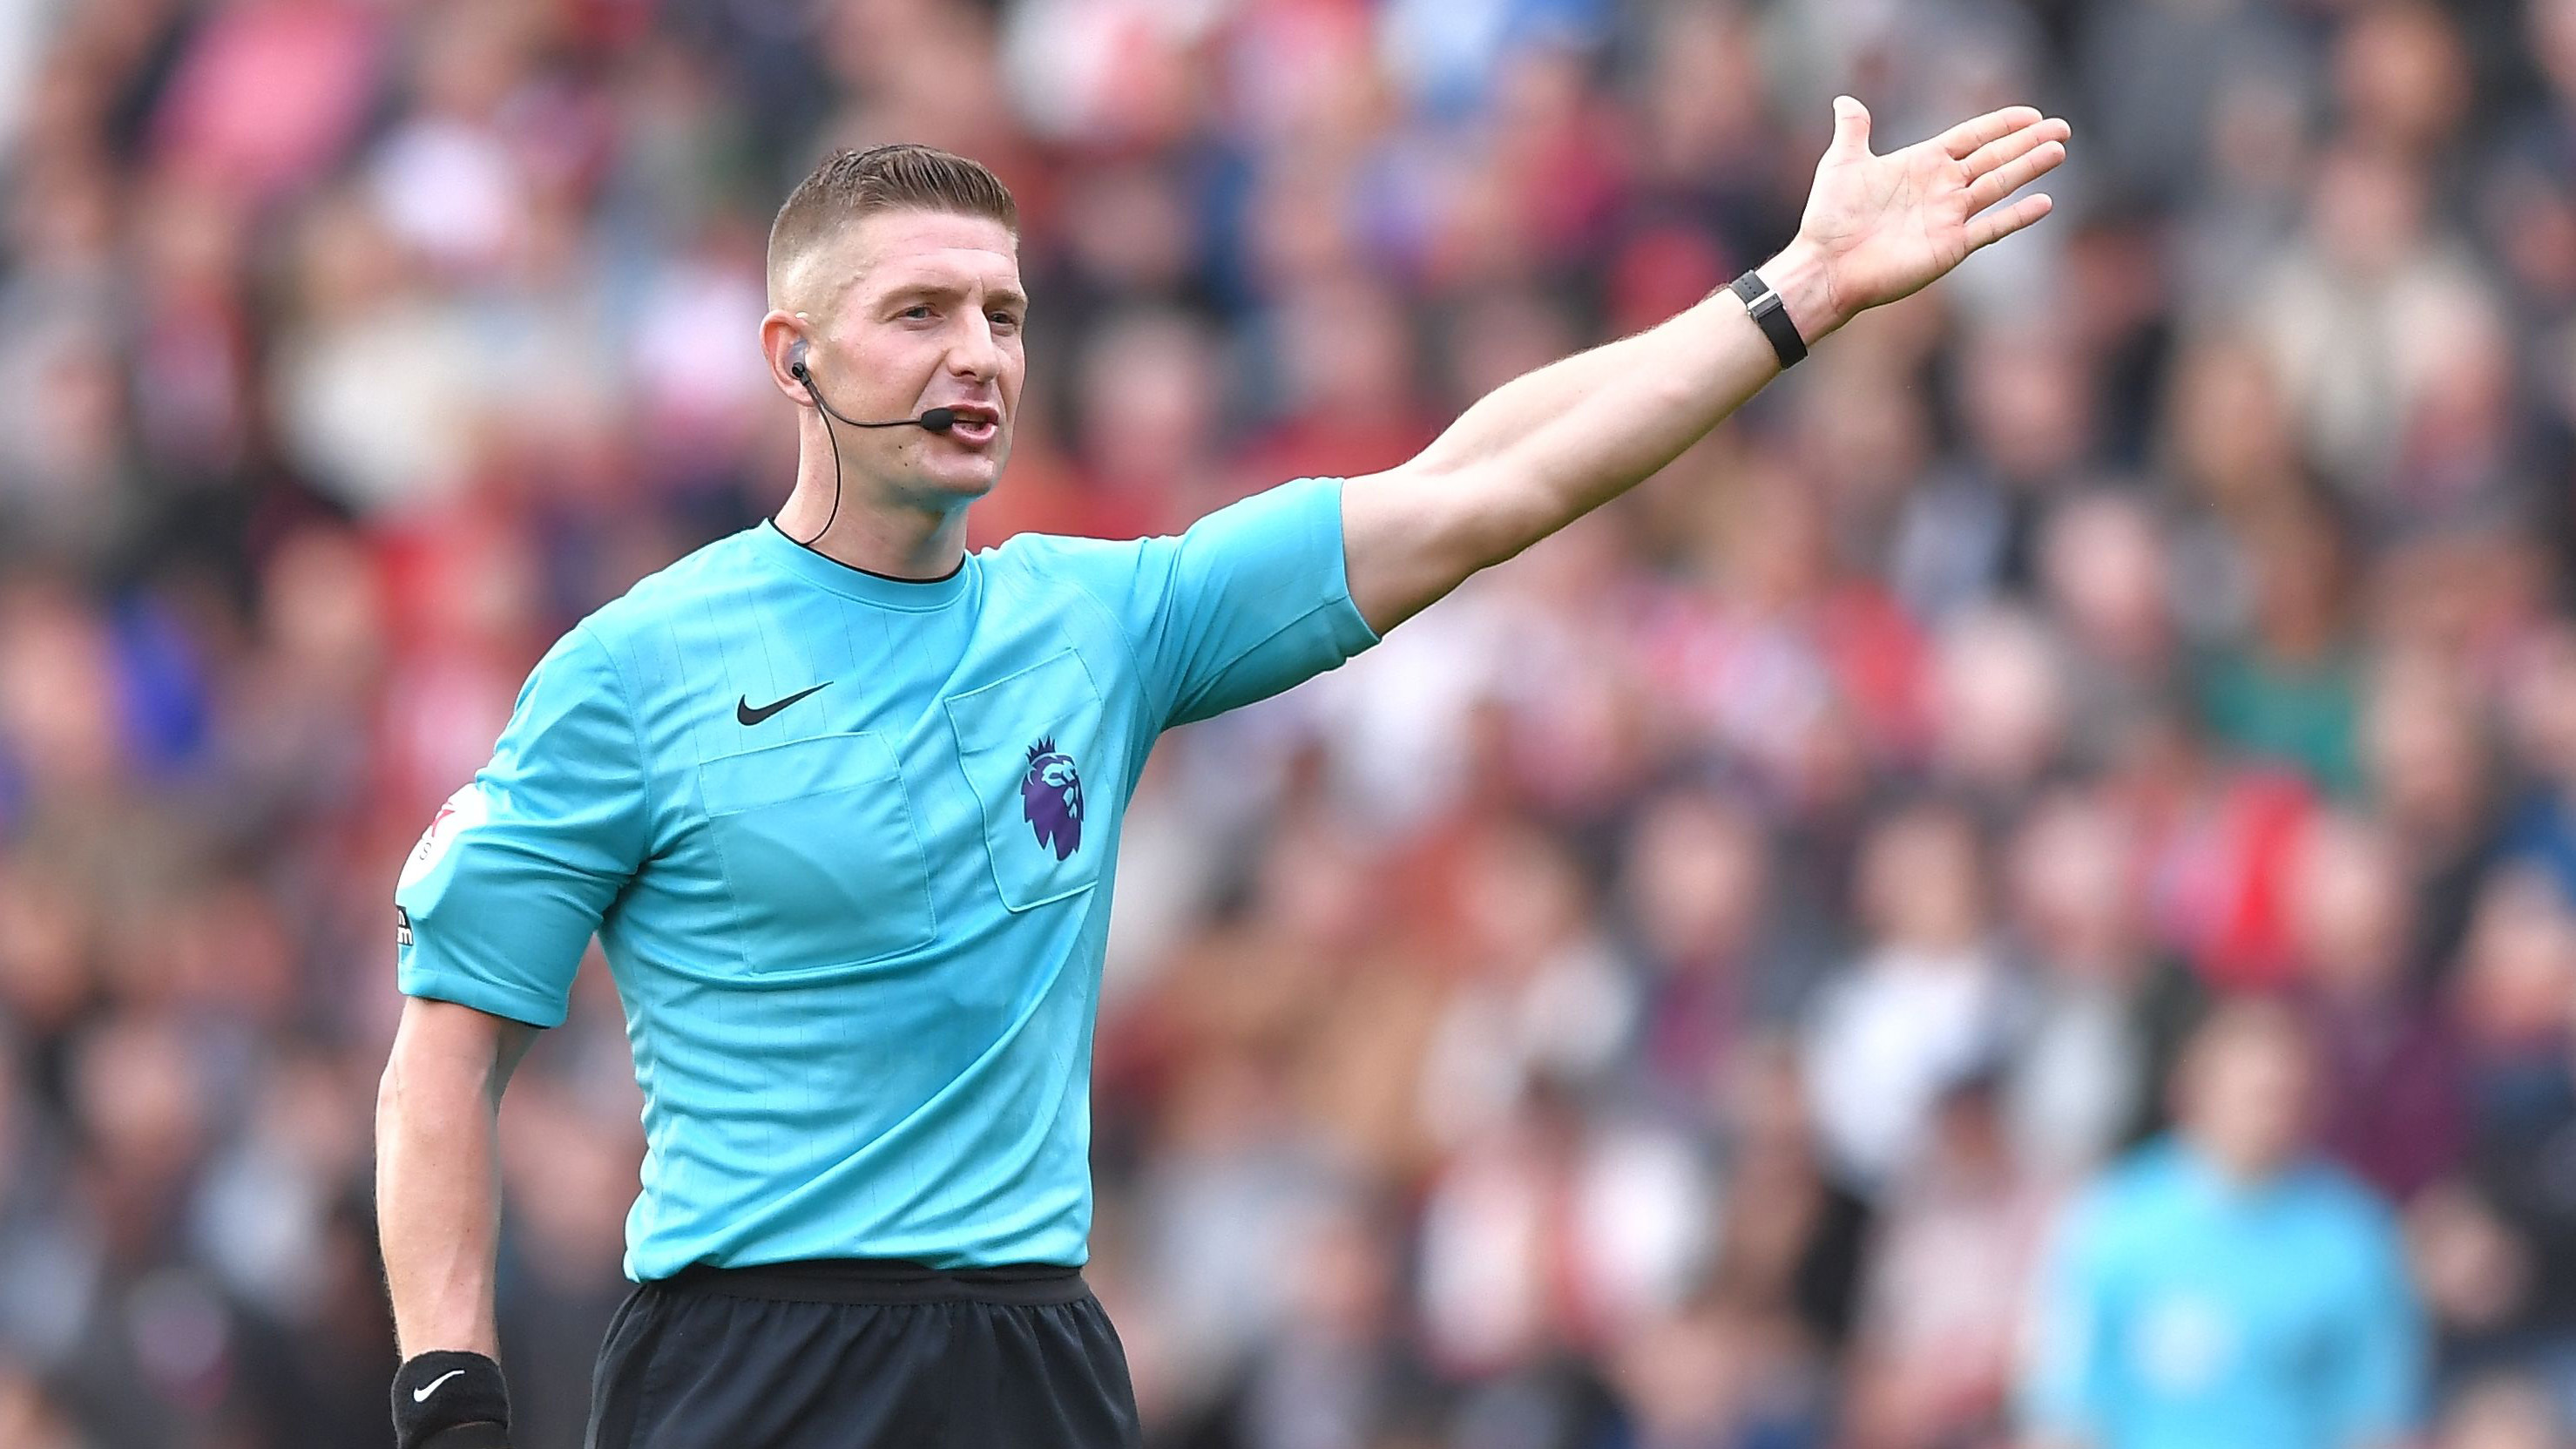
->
[1057,560,1174,728]
[575,620,657,860]
[1052,477,1368,727]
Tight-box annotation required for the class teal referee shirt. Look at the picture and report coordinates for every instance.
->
[394,477,1379,1280]
[2021,1138,2424,1449]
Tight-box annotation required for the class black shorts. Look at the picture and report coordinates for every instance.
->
[583,1259,1144,1449]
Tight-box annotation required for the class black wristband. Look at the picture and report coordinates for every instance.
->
[1728,268,1809,369]
[393,1351,510,1449]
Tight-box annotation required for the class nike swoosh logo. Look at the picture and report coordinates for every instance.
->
[738,681,831,726]
[413,1369,466,1403]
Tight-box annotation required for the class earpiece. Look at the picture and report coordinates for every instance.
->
[779,335,962,550]
[783,335,838,545]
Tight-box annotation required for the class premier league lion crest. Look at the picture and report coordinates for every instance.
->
[1021,736,1084,860]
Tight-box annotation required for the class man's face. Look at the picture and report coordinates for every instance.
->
[2180,1018,2316,1182]
[800,208,1025,503]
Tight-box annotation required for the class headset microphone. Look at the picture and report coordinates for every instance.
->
[787,352,966,547]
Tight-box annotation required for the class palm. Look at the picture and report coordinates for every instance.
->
[1797,100,2067,318]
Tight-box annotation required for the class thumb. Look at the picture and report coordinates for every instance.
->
[1831,95,1872,155]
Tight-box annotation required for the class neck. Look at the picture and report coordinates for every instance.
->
[775,434,970,579]
[2188,1134,2291,1188]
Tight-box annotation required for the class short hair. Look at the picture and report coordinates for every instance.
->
[767,144,1018,309]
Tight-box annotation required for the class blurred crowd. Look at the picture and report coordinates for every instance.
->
[4,0,2576,1446]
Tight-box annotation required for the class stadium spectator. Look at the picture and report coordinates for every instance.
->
[1,0,2573,1444]
[2021,999,2427,1449]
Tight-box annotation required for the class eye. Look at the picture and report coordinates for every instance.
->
[989,310,1021,331]
[897,303,935,322]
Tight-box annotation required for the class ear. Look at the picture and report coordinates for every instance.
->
[759,309,815,401]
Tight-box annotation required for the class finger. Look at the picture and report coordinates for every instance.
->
[1960,117,2070,182]
[1938,105,2044,160]
[1965,139,2068,211]
[1832,94,1872,156]
[1967,192,2054,251]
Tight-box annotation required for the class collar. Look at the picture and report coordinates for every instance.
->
[752,518,975,611]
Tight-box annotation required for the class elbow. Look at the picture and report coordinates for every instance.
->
[376,1042,415,1141]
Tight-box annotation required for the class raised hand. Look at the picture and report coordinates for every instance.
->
[1776,98,2069,335]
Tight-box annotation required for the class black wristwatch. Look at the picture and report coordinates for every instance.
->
[1728,268,1808,369]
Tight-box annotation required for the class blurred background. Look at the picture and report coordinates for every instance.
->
[3,0,2576,1446]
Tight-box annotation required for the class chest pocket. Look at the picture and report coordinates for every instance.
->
[944,649,1111,911]
[697,730,936,975]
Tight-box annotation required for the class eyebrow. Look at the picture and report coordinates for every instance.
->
[879,280,1028,312]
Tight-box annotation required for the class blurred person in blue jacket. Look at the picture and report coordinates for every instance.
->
[2020,996,2426,1449]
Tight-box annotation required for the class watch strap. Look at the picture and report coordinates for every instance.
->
[1728,269,1809,369]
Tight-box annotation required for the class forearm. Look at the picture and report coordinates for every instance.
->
[1341,99,2061,633]
[1411,242,1842,565]
[376,1012,524,1357]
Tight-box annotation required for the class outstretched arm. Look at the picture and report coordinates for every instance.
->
[1342,98,2068,633]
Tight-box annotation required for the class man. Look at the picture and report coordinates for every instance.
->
[2020,999,2428,1449]
[378,100,2068,1449]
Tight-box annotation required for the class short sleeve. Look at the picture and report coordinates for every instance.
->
[394,624,649,1028]
[1077,476,1381,729]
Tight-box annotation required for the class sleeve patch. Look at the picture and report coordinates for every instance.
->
[399,781,492,889]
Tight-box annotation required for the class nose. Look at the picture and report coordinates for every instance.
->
[947,313,1002,385]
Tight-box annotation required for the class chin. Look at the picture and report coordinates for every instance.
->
[930,461,1004,497]
[903,466,1002,511]
[936,444,1009,492]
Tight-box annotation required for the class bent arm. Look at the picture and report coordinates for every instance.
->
[376,996,538,1357]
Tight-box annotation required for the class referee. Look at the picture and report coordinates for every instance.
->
[376,107,2066,1449]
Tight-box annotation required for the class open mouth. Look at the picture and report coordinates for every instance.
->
[939,404,1000,445]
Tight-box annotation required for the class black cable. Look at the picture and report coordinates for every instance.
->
[788,362,957,551]
[797,369,849,550]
